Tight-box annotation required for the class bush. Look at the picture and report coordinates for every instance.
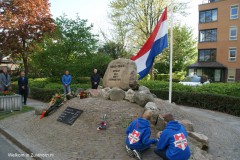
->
[29,87,60,102]
[28,78,49,88]
[151,90,240,117]
[139,80,240,98]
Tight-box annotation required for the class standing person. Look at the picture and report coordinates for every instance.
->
[91,68,100,89]
[154,113,191,160]
[18,71,28,105]
[0,67,11,91]
[125,110,158,160]
[62,70,72,95]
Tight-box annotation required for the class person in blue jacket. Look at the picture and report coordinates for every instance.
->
[154,113,191,160]
[62,70,72,95]
[125,110,158,160]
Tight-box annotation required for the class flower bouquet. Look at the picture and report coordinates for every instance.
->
[78,91,88,99]
[40,94,64,119]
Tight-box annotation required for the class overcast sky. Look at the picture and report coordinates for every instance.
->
[49,0,202,37]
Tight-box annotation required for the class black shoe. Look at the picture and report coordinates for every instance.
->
[125,145,135,158]
[133,150,142,160]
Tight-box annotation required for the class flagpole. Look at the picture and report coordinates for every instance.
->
[169,0,173,103]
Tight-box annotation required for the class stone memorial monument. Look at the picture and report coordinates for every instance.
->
[103,58,138,90]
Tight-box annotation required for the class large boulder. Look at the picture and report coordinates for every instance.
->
[103,59,138,90]
[188,139,213,160]
[138,86,151,94]
[134,91,154,107]
[125,89,135,103]
[144,102,162,130]
[109,87,125,101]
[188,132,209,150]
[86,89,103,98]
[179,119,194,132]
[101,87,111,100]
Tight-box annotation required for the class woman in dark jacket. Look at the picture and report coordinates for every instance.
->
[91,69,101,89]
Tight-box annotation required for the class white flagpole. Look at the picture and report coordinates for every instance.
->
[169,0,173,103]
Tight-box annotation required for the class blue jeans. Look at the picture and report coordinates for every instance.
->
[63,85,71,95]
[154,148,169,160]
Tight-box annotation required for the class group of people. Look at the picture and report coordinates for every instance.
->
[0,67,28,105]
[0,67,100,106]
[125,110,191,160]
[62,68,101,95]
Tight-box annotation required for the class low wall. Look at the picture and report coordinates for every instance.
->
[0,95,22,111]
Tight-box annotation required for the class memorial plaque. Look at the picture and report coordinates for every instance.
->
[57,107,83,125]
[103,59,138,90]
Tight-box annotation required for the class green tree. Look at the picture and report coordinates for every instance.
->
[155,25,197,74]
[98,41,128,59]
[109,0,187,79]
[109,0,187,50]
[30,15,107,78]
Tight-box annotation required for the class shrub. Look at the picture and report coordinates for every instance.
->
[151,90,240,117]
[29,87,60,102]
[28,78,49,88]
[73,77,91,84]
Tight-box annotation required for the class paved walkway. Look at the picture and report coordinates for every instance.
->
[26,99,48,109]
[178,106,240,160]
[0,135,26,160]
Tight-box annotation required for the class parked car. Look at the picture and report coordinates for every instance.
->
[179,75,210,86]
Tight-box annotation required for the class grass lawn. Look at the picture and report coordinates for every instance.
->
[0,106,34,120]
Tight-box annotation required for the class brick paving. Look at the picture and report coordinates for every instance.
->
[0,98,160,160]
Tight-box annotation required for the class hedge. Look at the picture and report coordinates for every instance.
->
[151,89,240,117]
[29,87,60,102]
[139,80,240,98]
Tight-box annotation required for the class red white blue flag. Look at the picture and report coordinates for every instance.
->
[131,8,168,79]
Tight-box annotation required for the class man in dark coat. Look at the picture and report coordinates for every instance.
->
[18,71,28,105]
[0,67,11,91]
[91,69,101,89]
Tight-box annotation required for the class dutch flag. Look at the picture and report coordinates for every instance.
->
[131,8,168,80]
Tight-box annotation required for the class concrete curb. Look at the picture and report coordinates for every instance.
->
[0,127,42,160]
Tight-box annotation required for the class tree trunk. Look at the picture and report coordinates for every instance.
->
[22,39,29,75]
[22,54,29,76]
[150,63,155,80]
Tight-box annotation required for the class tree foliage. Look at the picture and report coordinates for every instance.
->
[109,0,187,50]
[155,25,197,74]
[0,0,55,74]
[98,41,129,59]
[30,15,111,78]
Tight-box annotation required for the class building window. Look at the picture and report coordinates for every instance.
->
[229,48,237,62]
[199,49,216,62]
[229,26,237,40]
[199,29,217,42]
[199,9,217,23]
[231,5,239,19]
[228,69,236,82]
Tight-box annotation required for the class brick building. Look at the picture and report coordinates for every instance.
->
[188,0,240,82]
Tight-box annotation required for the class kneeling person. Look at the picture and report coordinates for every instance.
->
[154,113,191,160]
[126,110,158,160]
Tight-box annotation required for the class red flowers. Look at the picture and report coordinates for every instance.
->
[0,91,14,96]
